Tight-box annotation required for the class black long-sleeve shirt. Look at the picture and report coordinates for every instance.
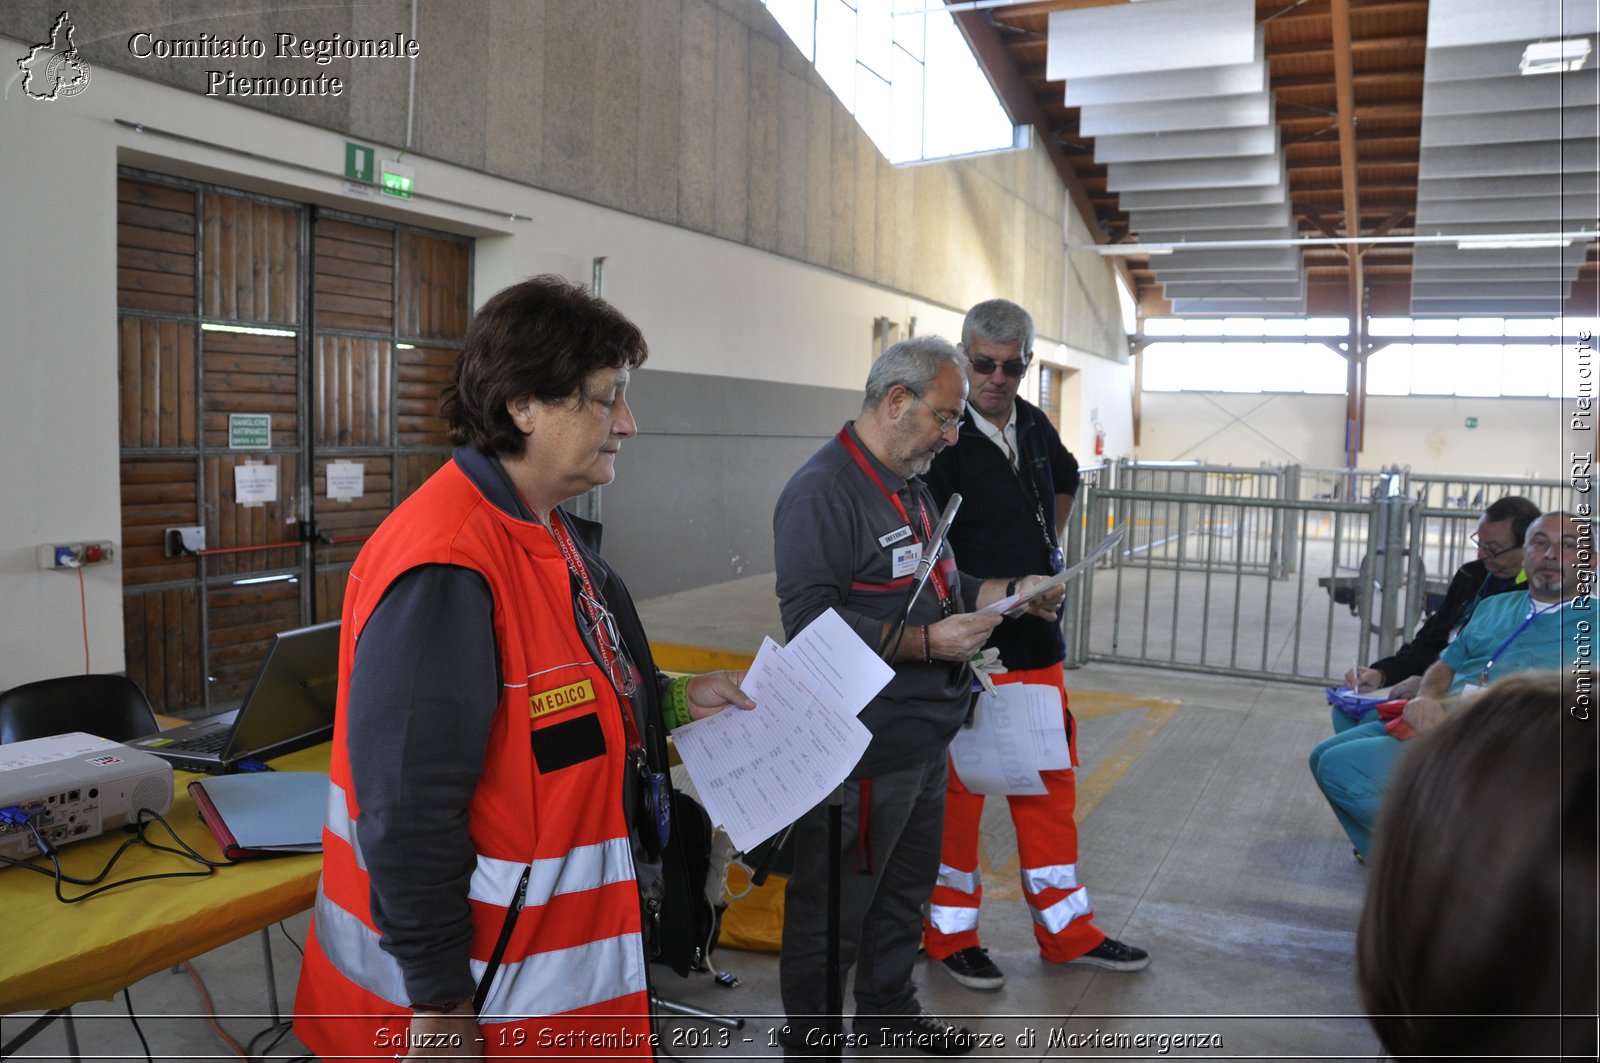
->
[1368,558,1524,684]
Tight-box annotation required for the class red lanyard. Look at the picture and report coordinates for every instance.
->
[836,427,953,610]
[547,512,643,750]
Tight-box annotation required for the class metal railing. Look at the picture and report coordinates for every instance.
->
[1060,462,1566,687]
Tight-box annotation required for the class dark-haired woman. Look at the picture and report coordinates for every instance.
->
[295,276,753,1060]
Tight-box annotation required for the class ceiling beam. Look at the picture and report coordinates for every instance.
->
[1263,0,1427,26]
[1266,34,1426,59]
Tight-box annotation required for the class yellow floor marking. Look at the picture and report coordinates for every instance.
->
[979,691,1182,900]
[649,641,757,674]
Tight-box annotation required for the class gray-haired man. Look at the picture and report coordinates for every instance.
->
[772,337,1063,1055]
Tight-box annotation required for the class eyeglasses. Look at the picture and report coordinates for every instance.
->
[1469,532,1520,559]
[908,390,964,434]
[577,589,639,698]
[968,355,1029,378]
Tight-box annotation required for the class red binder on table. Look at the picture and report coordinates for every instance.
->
[189,772,328,860]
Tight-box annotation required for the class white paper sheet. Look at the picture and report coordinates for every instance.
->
[949,684,1054,795]
[671,609,893,854]
[1027,686,1072,770]
[979,528,1125,616]
[233,463,278,505]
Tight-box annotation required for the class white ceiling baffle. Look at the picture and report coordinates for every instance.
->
[1048,0,1304,315]
[1412,0,1600,316]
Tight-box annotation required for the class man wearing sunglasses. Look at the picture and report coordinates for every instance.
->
[921,299,1149,992]
[774,336,1068,1055]
[1335,495,1538,727]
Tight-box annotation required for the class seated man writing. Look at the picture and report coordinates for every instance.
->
[1334,495,1537,730]
[1310,510,1590,862]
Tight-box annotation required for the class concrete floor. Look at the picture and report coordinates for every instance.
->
[3,572,1385,1062]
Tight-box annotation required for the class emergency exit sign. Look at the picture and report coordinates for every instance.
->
[229,413,272,449]
[1465,416,1478,429]
[344,142,375,183]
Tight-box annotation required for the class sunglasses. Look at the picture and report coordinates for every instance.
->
[969,355,1029,378]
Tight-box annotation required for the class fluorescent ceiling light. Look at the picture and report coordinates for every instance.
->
[1519,38,1590,75]
[1455,237,1573,250]
[201,322,297,337]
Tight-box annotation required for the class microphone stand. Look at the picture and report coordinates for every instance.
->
[880,494,963,662]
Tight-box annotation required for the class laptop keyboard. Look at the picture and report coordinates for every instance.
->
[169,729,230,754]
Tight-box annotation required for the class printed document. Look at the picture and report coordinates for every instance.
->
[671,609,893,853]
[949,683,1066,795]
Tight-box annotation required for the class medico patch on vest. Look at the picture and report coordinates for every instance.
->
[529,678,597,720]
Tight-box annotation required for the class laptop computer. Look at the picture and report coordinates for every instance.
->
[128,621,340,773]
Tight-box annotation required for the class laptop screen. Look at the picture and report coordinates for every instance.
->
[228,620,340,755]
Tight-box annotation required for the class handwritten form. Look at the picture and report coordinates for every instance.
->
[949,683,1070,795]
[671,609,893,853]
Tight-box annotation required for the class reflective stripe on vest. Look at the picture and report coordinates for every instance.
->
[473,932,648,1021]
[935,862,980,896]
[927,904,980,935]
[1031,887,1093,934]
[313,891,647,1017]
[322,784,365,870]
[323,780,636,909]
[1021,861,1078,896]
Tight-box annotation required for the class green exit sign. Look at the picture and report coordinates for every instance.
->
[381,160,414,199]
[1465,416,1478,429]
[344,142,374,183]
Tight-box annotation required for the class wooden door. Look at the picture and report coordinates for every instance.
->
[116,171,469,715]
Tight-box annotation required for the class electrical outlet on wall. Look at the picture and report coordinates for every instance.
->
[36,541,115,570]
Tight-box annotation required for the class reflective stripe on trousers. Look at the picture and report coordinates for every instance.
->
[1021,861,1078,896]
[927,903,980,935]
[935,862,980,895]
[1031,886,1093,935]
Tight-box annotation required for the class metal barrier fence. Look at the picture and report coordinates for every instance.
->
[1111,460,1292,577]
[1061,464,1571,686]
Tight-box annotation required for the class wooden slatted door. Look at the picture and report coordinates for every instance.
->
[309,215,467,625]
[117,172,469,716]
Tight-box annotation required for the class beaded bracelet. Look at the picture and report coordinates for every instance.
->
[920,624,932,664]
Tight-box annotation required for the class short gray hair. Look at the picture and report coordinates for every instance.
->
[863,336,967,409]
[962,299,1034,353]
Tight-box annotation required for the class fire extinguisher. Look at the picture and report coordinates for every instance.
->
[1093,421,1106,457]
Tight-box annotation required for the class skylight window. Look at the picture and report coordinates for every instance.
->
[761,0,1023,165]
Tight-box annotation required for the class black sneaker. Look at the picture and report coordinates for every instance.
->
[854,1012,977,1056]
[1065,936,1151,972]
[937,946,1005,990]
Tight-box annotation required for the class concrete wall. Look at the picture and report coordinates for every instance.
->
[0,0,1120,341]
[0,4,1131,684]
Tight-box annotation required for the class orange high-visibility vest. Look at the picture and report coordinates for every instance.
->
[294,460,653,1060]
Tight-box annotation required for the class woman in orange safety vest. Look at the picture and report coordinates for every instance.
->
[293,276,754,1060]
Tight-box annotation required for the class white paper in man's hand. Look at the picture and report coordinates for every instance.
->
[671,609,892,853]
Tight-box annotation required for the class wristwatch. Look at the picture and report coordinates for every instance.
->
[1006,577,1020,597]
[411,1000,465,1014]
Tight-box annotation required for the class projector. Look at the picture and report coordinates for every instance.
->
[0,732,174,861]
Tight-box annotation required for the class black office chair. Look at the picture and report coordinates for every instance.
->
[0,673,159,745]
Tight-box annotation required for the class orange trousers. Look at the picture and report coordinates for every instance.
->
[923,662,1105,963]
